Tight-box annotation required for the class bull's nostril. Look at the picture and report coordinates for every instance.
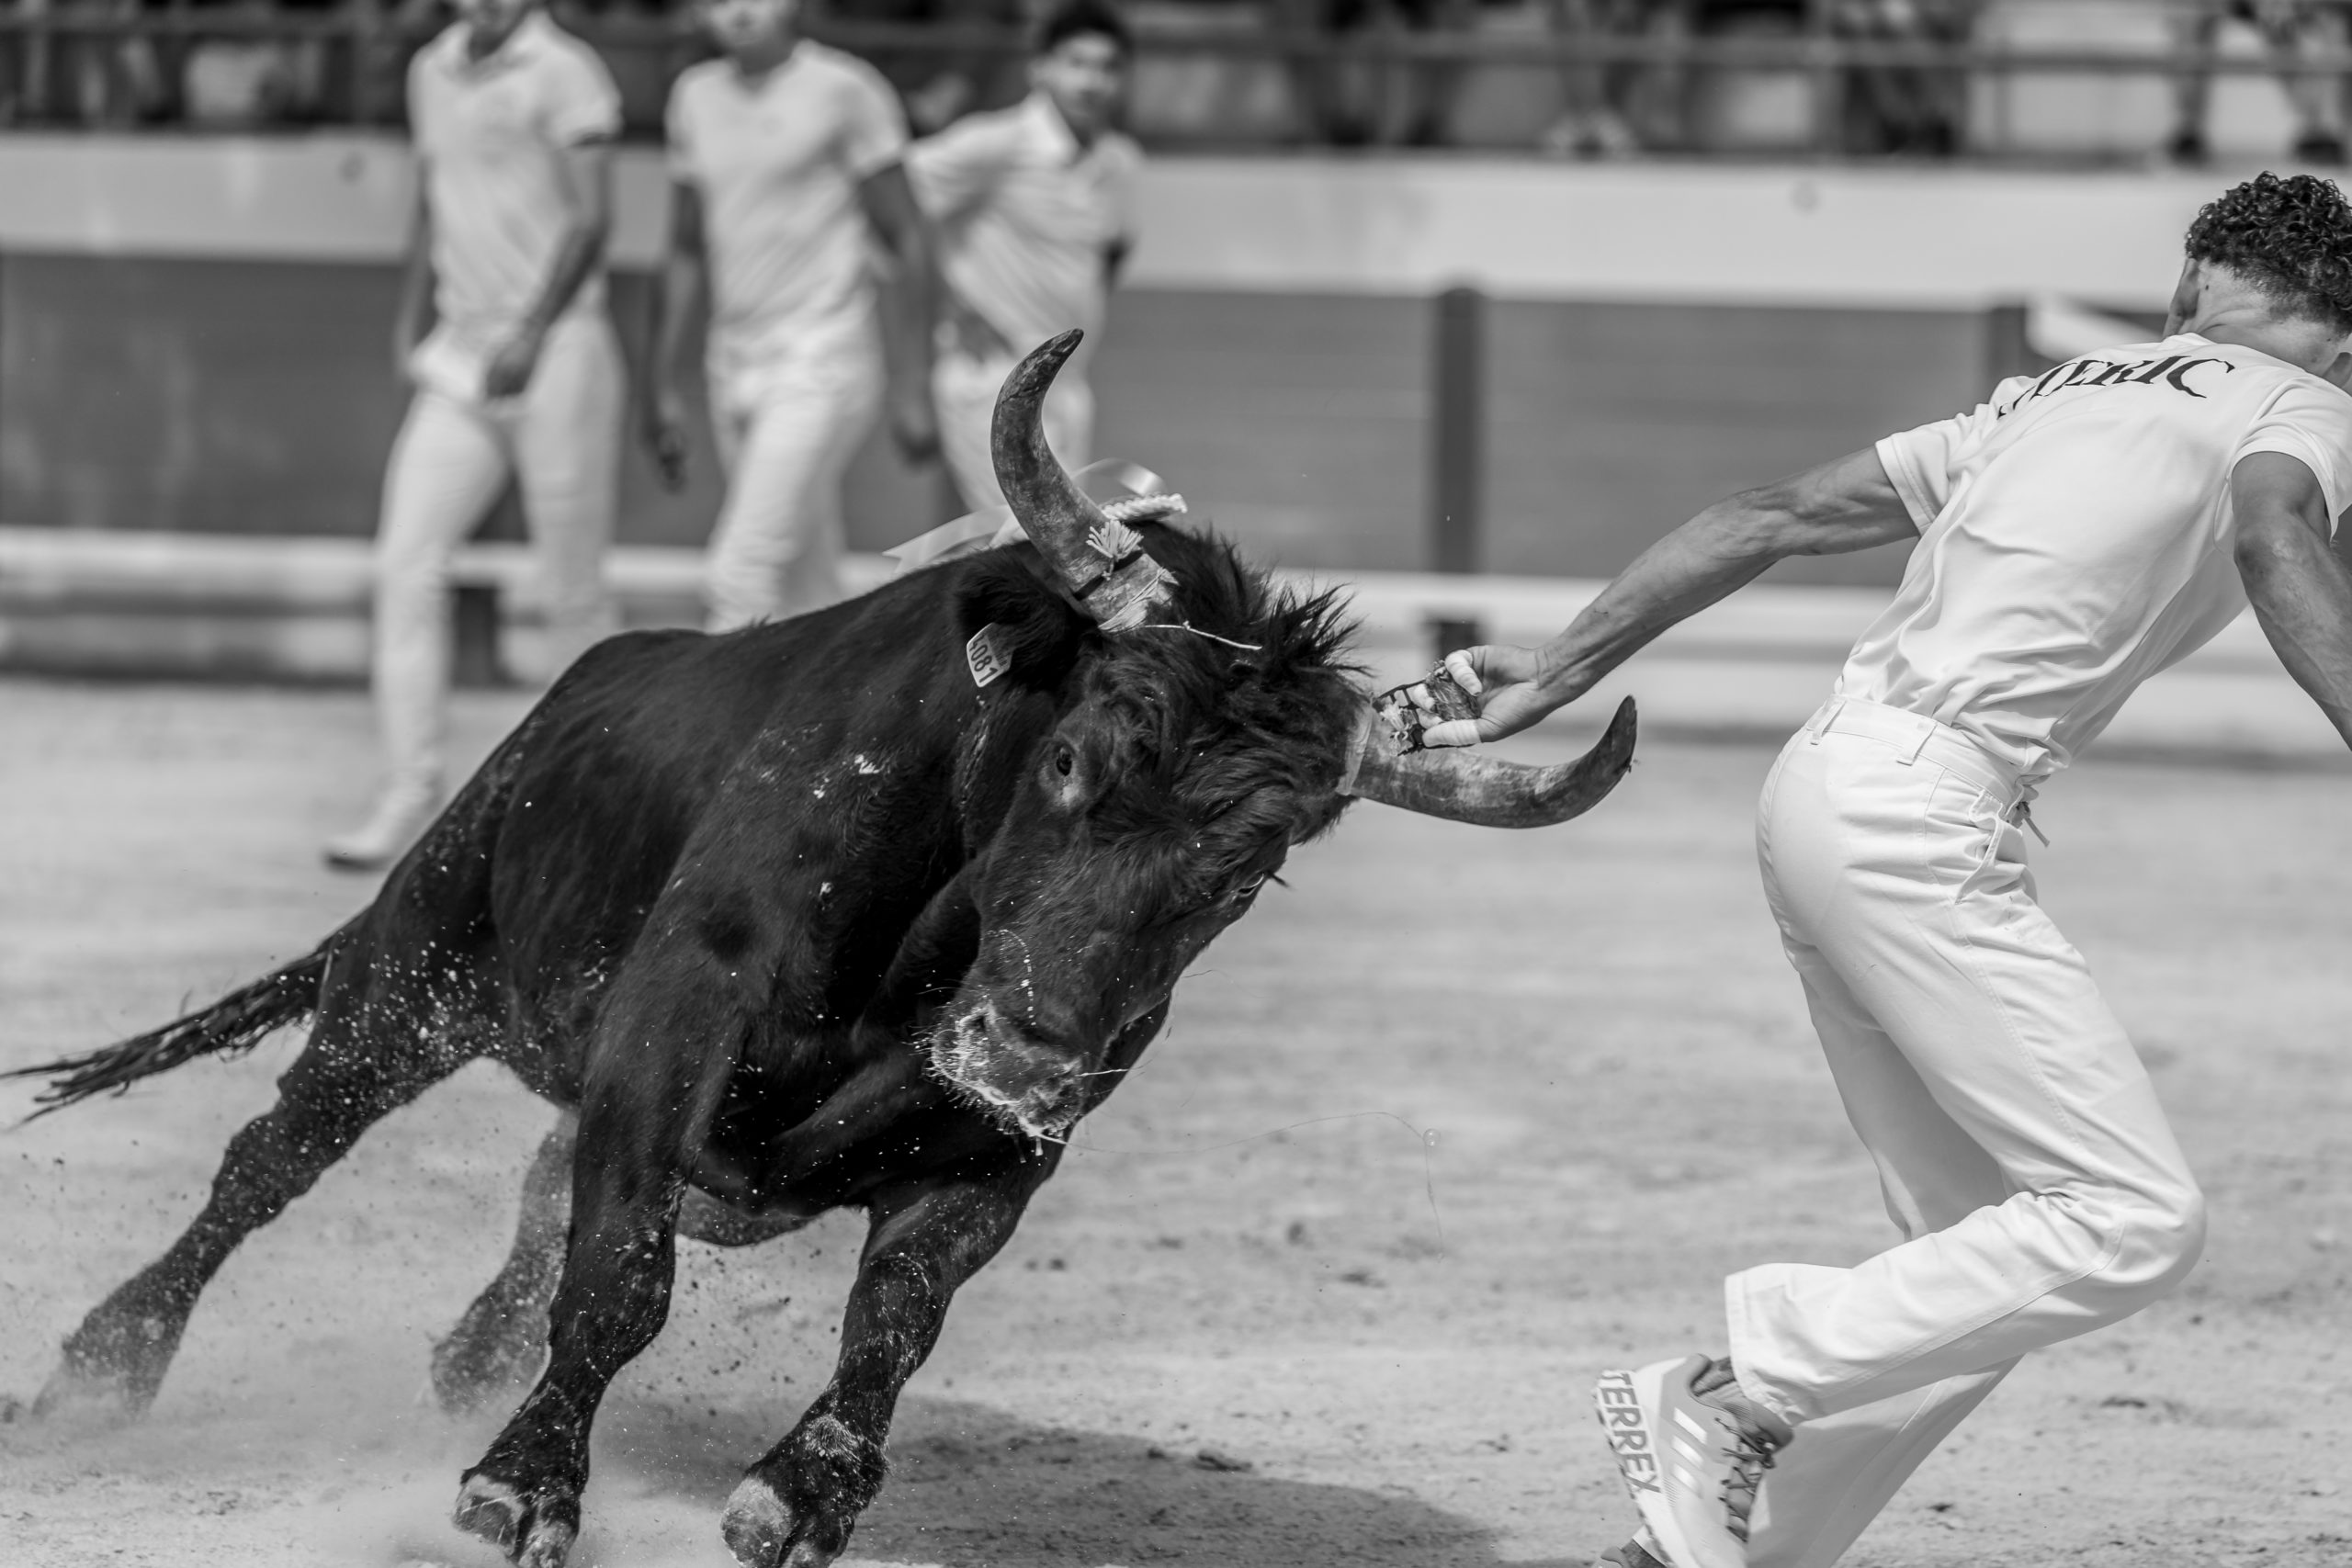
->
[925,1002,1094,1139]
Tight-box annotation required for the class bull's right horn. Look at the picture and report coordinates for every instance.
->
[1339,695,1637,829]
[991,331,1175,632]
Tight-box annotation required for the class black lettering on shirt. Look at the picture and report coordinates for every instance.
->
[1997,353,2235,415]
[2165,357,2233,396]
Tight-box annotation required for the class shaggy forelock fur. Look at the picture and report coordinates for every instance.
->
[1078,536,1361,912]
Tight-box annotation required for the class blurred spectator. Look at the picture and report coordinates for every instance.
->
[1544,0,1701,155]
[1828,0,1977,156]
[3,0,166,123]
[1542,0,1796,156]
[908,0,1137,504]
[1543,0,1974,157]
[180,0,301,124]
[2168,0,2350,164]
[1273,0,1476,146]
[818,0,1031,133]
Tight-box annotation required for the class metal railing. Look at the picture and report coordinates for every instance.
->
[0,6,2346,150]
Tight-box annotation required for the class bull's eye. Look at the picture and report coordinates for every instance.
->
[1234,873,1268,900]
[1053,743,1077,778]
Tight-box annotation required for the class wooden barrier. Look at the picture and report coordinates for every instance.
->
[5,525,2340,764]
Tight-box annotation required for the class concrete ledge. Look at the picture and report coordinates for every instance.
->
[3,527,2339,762]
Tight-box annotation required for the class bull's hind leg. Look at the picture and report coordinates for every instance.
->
[432,1111,579,1413]
[431,1108,822,1416]
[721,1159,1049,1568]
[36,926,492,1419]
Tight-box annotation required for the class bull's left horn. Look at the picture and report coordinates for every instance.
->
[1339,696,1637,829]
[991,331,1174,632]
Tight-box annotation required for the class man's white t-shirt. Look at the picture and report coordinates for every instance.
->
[408,10,621,397]
[1848,333,2352,783]
[906,91,1140,363]
[665,43,908,394]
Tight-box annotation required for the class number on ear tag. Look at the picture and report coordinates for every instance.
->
[967,623,1011,688]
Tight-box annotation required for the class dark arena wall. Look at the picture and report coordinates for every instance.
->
[0,141,2225,588]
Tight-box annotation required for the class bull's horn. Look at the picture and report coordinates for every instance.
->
[1339,695,1637,829]
[992,331,1175,632]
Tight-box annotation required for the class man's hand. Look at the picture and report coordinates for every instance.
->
[888,382,941,464]
[1411,645,1561,747]
[645,384,691,492]
[483,324,548,400]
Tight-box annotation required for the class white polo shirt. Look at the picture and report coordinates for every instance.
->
[906,90,1140,359]
[665,43,908,391]
[1846,333,2352,782]
[406,10,620,396]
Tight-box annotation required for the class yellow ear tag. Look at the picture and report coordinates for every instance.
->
[966,624,1011,688]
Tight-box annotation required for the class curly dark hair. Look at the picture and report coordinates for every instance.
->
[2184,172,2352,336]
[1035,0,1132,60]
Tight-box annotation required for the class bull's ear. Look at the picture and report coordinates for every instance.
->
[952,554,1091,692]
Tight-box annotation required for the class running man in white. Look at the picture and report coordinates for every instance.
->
[327,0,623,870]
[649,0,938,632]
[1397,173,2352,1568]
[905,0,1140,511]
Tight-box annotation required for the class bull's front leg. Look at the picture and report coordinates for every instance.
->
[453,888,786,1567]
[720,1156,1052,1568]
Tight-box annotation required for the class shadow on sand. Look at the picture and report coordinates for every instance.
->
[593,1390,1575,1568]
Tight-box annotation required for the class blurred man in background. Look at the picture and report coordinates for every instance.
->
[907,0,1140,511]
[326,0,621,870]
[1544,0,1977,158]
[648,0,939,631]
[1274,0,1473,147]
[2170,0,2352,165]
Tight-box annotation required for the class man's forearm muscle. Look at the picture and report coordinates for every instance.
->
[2233,451,2352,748]
[520,141,613,337]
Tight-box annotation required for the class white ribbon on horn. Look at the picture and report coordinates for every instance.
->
[882,460,1185,580]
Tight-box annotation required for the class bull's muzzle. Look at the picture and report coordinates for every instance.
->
[925,1003,1091,1141]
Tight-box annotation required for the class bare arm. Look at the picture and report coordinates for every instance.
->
[2233,449,2352,749]
[483,139,614,400]
[1421,447,1921,745]
[644,177,707,489]
[857,161,941,463]
[391,181,435,380]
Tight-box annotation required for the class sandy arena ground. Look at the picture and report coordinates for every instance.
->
[1,676,2347,1568]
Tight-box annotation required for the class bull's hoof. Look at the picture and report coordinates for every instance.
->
[720,1476,838,1568]
[28,1359,148,1427]
[453,1472,576,1568]
[720,1476,791,1566]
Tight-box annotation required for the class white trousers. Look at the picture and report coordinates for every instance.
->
[371,314,622,790]
[1736,697,2206,1568]
[703,339,884,633]
[934,346,1092,512]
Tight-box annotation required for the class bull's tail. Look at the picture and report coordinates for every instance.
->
[5,924,351,1117]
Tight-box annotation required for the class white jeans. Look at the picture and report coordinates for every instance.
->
[372,314,622,790]
[934,346,1092,512]
[703,335,884,633]
[1736,697,2206,1568]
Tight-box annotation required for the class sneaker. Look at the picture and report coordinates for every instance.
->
[1593,1354,1792,1568]
[322,775,441,872]
[1591,1526,1671,1568]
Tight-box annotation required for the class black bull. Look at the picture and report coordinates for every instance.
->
[7,334,1636,1568]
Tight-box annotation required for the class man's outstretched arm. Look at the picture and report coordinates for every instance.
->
[2233,449,2352,749]
[1420,447,1921,746]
